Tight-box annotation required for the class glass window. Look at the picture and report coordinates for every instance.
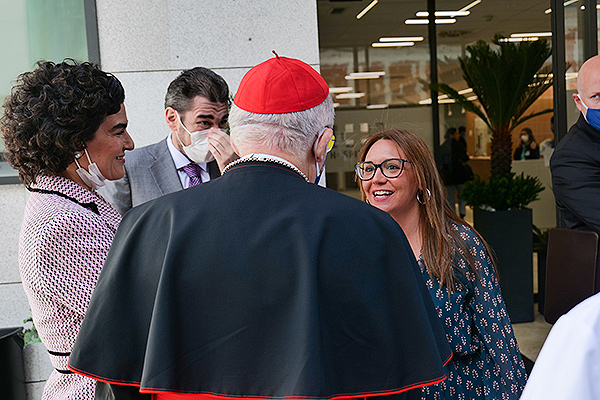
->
[0,0,90,182]
[318,0,553,196]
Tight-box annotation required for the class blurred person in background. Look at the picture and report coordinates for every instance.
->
[513,127,539,160]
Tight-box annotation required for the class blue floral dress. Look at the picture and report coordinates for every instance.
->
[420,223,527,400]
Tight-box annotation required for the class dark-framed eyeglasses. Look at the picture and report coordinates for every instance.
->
[354,158,412,181]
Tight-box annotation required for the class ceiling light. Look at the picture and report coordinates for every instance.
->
[379,36,424,42]
[467,95,478,101]
[458,0,481,12]
[329,87,353,94]
[366,104,389,109]
[499,37,540,42]
[511,32,552,37]
[439,99,455,104]
[356,0,378,19]
[418,98,432,105]
[546,0,589,13]
[345,72,385,80]
[458,88,473,95]
[372,42,415,47]
[336,93,366,99]
[415,11,470,17]
[405,18,456,24]
[333,103,341,108]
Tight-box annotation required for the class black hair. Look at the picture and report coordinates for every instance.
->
[164,67,229,112]
[1,59,125,186]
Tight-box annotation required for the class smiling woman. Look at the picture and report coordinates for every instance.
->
[356,129,528,400]
[0,60,131,400]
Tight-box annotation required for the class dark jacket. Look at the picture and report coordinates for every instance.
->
[551,115,600,234]
[440,138,472,186]
[70,160,451,399]
[513,142,540,160]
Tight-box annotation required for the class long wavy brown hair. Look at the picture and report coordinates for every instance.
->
[356,129,495,290]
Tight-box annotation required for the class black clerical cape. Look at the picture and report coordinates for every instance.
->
[69,161,451,398]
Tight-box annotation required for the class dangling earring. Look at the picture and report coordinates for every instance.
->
[416,188,431,204]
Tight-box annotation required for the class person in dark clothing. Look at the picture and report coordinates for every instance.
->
[440,128,472,218]
[68,54,452,400]
[552,56,600,234]
[457,125,467,149]
[514,127,540,160]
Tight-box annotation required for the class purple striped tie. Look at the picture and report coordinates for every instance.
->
[182,163,203,187]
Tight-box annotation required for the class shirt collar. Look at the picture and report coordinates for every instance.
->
[242,153,303,173]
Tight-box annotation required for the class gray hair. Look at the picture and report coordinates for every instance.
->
[229,96,334,157]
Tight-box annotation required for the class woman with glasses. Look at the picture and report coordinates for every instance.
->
[355,129,527,400]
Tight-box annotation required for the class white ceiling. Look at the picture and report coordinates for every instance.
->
[317,0,553,49]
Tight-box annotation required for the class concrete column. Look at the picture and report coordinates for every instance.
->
[95,0,321,147]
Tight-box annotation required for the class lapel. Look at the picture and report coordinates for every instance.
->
[148,139,184,194]
[208,160,221,180]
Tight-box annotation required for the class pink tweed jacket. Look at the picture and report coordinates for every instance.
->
[19,175,121,399]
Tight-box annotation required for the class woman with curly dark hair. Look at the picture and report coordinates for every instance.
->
[1,59,134,399]
[355,129,527,399]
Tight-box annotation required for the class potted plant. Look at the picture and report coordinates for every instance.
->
[430,35,553,323]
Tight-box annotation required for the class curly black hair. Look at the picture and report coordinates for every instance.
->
[1,59,125,186]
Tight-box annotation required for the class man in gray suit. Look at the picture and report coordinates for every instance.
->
[101,67,237,215]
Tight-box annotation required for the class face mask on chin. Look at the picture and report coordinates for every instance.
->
[578,94,600,131]
[175,112,218,164]
[74,148,106,190]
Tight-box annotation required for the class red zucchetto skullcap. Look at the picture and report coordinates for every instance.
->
[234,51,329,114]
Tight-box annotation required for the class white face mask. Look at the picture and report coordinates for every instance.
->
[74,148,106,190]
[175,112,217,164]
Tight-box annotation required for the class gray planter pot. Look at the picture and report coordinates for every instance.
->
[23,341,53,399]
[473,208,534,323]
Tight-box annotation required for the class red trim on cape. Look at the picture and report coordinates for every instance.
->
[69,363,449,399]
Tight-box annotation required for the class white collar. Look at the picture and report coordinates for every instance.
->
[223,153,309,182]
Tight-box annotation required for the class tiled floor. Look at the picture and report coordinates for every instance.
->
[512,309,552,361]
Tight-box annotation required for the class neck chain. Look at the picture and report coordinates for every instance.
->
[223,155,310,182]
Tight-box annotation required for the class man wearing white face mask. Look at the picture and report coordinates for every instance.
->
[101,67,238,215]
[551,55,600,235]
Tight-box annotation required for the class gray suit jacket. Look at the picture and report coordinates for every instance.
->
[100,138,220,215]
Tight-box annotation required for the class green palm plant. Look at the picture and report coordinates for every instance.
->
[430,35,553,178]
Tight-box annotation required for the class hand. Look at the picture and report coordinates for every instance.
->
[207,129,239,172]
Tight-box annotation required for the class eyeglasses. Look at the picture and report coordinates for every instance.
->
[355,158,412,181]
